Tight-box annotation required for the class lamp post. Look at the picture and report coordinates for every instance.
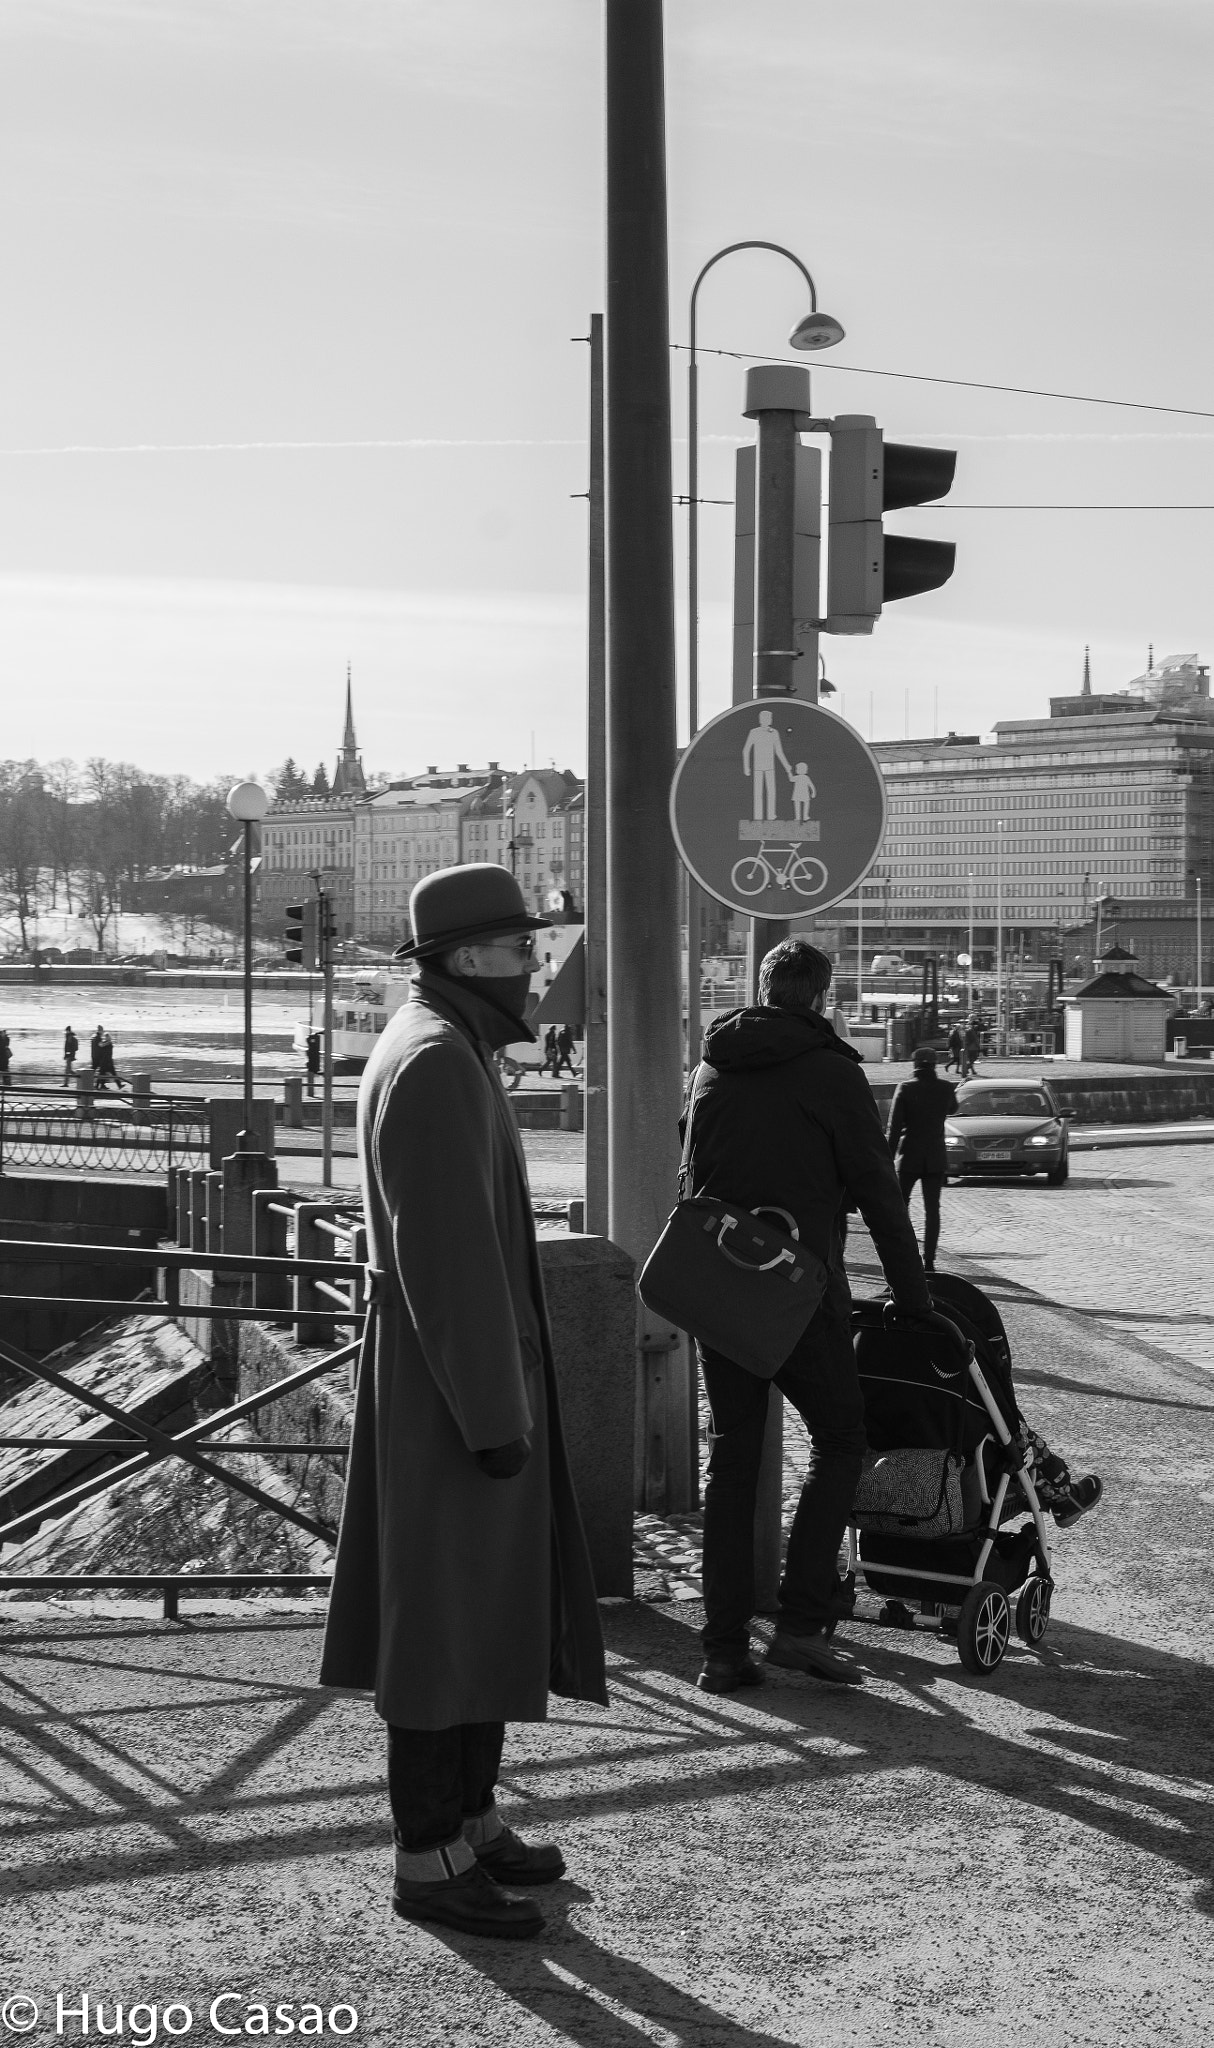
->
[1192,871,1204,1009]
[685,241,843,1067]
[226,780,269,1147]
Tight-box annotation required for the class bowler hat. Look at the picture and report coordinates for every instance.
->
[394,863,549,961]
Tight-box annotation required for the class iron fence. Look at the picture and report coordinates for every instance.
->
[0,1086,207,1174]
[0,1235,362,1613]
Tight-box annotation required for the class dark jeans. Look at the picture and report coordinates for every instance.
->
[896,1159,944,1266]
[387,1720,505,1852]
[699,1271,867,1661]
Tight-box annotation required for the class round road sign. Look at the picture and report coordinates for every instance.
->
[670,699,886,920]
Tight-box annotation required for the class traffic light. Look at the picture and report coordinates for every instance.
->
[285,899,319,970]
[825,414,956,633]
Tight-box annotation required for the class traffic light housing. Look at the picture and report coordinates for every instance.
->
[825,414,956,634]
[285,899,319,970]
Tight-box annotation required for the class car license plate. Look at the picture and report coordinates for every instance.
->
[984,1149,1013,1160]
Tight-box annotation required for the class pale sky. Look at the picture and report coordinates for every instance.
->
[0,0,1210,780]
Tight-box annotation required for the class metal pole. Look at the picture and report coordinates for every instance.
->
[1198,877,1203,1010]
[967,871,974,1017]
[242,818,254,1144]
[321,891,334,1187]
[996,821,1004,1056]
[857,884,864,1019]
[584,311,609,1236]
[687,320,701,1076]
[605,0,689,1514]
[746,365,814,1612]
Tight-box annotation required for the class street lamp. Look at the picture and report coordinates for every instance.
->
[227,779,269,1147]
[686,240,844,1065]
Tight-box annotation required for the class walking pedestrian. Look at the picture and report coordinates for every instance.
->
[554,1024,577,1076]
[963,1019,981,1078]
[90,1025,104,1077]
[320,863,606,1941]
[945,1023,963,1074]
[0,1027,10,1091]
[542,1024,560,1077]
[63,1025,79,1086]
[886,1045,959,1275]
[680,938,933,1695]
[96,1031,125,1092]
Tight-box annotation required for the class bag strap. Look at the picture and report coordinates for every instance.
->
[675,1063,701,1202]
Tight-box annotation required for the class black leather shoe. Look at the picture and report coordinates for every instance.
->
[475,1824,565,1885]
[766,1630,864,1686]
[696,1655,764,1694]
[393,1861,544,1939]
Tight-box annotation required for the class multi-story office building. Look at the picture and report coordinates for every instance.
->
[818,654,1214,969]
[259,683,367,939]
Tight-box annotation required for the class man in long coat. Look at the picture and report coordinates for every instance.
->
[320,864,606,1941]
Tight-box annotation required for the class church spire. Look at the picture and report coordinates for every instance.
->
[342,662,357,754]
[332,664,366,798]
[1082,644,1091,695]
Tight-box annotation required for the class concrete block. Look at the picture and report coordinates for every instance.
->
[208,1098,275,1167]
[539,1233,636,1598]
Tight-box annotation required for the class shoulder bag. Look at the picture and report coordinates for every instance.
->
[636,1102,829,1379]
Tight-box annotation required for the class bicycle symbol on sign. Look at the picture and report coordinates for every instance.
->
[730,843,830,900]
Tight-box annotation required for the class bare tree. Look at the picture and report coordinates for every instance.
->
[0,761,44,953]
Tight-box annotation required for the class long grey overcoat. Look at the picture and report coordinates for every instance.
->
[319,969,607,1729]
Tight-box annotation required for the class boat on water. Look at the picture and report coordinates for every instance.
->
[296,924,586,1077]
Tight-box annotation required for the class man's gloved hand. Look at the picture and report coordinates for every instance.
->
[475,1435,531,1479]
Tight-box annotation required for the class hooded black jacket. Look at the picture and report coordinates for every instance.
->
[683,1004,931,1313]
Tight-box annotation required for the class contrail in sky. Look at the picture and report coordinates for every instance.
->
[0,437,585,454]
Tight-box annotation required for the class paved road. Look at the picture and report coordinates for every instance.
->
[888,1145,1214,1376]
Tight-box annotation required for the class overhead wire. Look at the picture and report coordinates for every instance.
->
[671,342,1214,422]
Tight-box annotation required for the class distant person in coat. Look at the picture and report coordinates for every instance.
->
[95,1031,123,1091]
[542,1024,560,1076]
[0,1027,10,1089]
[962,1021,981,1078]
[63,1025,79,1086]
[320,864,606,1943]
[90,1025,104,1074]
[554,1023,577,1076]
[886,1045,959,1273]
[945,1024,963,1073]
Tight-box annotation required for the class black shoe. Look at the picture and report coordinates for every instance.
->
[766,1630,864,1686]
[475,1824,565,1885]
[393,1861,544,1939]
[696,1654,764,1695]
[1053,1475,1103,1529]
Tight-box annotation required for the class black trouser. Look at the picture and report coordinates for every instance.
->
[698,1271,867,1662]
[387,1720,505,1852]
[897,1158,944,1266]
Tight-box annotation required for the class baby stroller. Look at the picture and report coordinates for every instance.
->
[842,1272,1053,1677]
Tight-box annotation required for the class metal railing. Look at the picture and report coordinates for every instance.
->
[0,1236,362,1615]
[0,1086,207,1175]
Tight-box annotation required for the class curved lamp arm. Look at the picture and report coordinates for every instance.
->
[689,240,818,353]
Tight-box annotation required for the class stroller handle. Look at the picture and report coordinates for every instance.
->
[882,1300,973,1365]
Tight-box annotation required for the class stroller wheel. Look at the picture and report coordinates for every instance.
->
[1015,1576,1052,1645]
[956,1581,1011,1676]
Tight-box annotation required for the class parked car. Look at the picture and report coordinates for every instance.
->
[944,1079,1069,1185]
